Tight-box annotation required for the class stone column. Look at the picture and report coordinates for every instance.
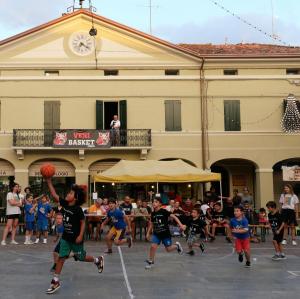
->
[14,169,29,191]
[75,169,90,205]
[255,168,274,208]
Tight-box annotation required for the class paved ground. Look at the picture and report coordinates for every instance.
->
[0,233,300,299]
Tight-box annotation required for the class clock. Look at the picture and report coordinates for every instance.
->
[69,32,94,56]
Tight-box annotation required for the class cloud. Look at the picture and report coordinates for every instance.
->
[154,13,300,46]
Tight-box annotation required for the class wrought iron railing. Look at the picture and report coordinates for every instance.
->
[13,129,152,148]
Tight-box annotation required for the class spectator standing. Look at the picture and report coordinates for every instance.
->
[232,189,242,206]
[24,194,37,245]
[110,115,121,146]
[241,187,253,207]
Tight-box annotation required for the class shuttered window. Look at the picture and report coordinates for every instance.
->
[224,100,241,131]
[96,100,104,130]
[119,100,127,130]
[165,100,182,131]
[44,101,60,129]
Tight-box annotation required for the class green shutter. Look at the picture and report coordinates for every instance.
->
[44,101,60,129]
[224,100,241,131]
[44,101,52,129]
[165,100,174,131]
[52,101,60,129]
[119,100,127,129]
[165,100,182,131]
[96,100,103,130]
[173,100,182,131]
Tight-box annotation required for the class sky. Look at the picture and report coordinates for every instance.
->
[0,0,299,46]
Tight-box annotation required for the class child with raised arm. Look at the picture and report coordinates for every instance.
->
[145,197,186,269]
[100,198,132,254]
[230,206,251,268]
[24,194,37,245]
[45,178,104,295]
[266,201,286,260]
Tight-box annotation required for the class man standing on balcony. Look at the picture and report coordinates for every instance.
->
[110,115,121,146]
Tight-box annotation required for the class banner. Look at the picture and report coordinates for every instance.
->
[53,130,111,148]
[282,166,300,181]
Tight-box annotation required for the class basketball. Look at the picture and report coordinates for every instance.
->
[40,163,56,178]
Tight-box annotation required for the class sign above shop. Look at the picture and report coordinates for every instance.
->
[29,161,75,177]
[53,130,111,148]
[282,166,300,181]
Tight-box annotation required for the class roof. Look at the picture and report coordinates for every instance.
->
[179,43,300,58]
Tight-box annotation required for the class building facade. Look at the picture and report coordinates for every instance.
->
[0,9,300,207]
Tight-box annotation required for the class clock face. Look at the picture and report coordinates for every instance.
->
[69,32,94,56]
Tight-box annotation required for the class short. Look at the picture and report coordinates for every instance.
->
[59,238,86,261]
[187,234,202,247]
[6,214,20,220]
[281,209,298,226]
[25,221,35,231]
[151,234,172,247]
[54,240,61,253]
[273,231,284,244]
[235,238,250,253]
[109,226,126,241]
[37,220,48,232]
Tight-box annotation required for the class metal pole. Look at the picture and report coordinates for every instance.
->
[219,180,223,207]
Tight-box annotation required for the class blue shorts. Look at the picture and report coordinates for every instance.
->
[25,221,35,231]
[37,220,48,232]
[151,234,172,247]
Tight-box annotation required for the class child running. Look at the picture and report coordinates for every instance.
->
[24,194,37,245]
[186,208,209,255]
[35,194,52,244]
[50,213,64,272]
[230,206,251,268]
[100,198,132,254]
[145,197,186,269]
[45,178,104,295]
[266,201,286,261]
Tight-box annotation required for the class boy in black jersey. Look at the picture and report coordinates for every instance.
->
[186,208,209,255]
[145,197,186,269]
[266,201,286,261]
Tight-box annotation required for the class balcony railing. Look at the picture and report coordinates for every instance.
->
[13,129,151,148]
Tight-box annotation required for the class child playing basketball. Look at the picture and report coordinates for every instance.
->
[145,197,186,269]
[186,208,209,255]
[100,198,132,254]
[266,201,286,260]
[45,178,104,294]
[230,206,251,268]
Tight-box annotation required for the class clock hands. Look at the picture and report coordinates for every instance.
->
[79,41,90,50]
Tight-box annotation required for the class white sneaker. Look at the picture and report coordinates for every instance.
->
[28,240,34,245]
[175,241,183,255]
[292,240,297,246]
[10,240,19,245]
[1,240,6,246]
[24,240,29,245]
[43,239,47,244]
[281,239,287,245]
[35,238,40,244]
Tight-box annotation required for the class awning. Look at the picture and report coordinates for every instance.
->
[93,160,221,183]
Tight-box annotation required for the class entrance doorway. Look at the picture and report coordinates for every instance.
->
[104,102,118,130]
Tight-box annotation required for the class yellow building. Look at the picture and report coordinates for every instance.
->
[0,9,300,207]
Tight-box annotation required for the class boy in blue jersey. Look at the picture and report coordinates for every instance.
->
[100,198,132,254]
[230,206,251,268]
[35,194,52,244]
[24,194,37,245]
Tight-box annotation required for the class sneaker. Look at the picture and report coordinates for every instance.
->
[28,240,34,245]
[238,253,244,263]
[225,237,232,243]
[186,250,195,256]
[245,261,251,268]
[1,240,6,246]
[35,238,40,244]
[46,279,60,294]
[95,256,104,273]
[24,240,30,245]
[104,249,112,254]
[127,237,133,248]
[280,254,287,260]
[145,259,154,269]
[43,239,47,244]
[271,255,281,261]
[292,240,297,246]
[10,240,18,245]
[281,239,287,245]
[199,243,205,253]
[175,241,183,255]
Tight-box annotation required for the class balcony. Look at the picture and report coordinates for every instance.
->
[13,129,152,159]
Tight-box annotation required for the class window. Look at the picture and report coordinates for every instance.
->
[165,100,181,131]
[224,100,241,131]
[104,70,119,76]
[286,69,300,75]
[165,69,179,76]
[223,69,238,75]
[44,70,59,76]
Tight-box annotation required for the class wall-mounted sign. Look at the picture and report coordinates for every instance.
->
[29,161,75,177]
[282,166,300,181]
[53,130,110,148]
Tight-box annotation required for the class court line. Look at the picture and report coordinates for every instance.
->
[118,246,135,299]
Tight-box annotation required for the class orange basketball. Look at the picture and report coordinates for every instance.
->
[40,163,56,178]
